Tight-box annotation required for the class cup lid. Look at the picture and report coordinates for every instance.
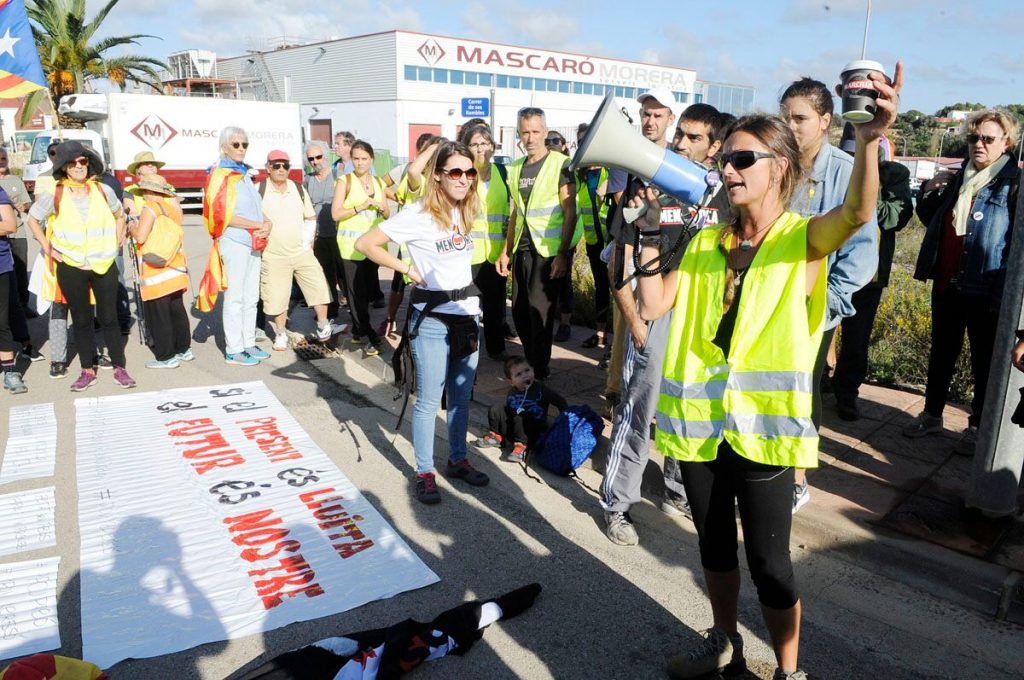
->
[842,59,884,73]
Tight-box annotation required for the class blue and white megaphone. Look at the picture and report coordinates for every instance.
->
[570,92,715,206]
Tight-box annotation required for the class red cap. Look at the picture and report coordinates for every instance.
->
[266,149,289,162]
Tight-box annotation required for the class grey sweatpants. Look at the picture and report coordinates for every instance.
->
[599,310,686,512]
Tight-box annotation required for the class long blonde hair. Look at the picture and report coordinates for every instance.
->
[420,141,481,233]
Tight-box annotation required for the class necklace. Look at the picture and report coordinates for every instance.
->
[736,212,784,251]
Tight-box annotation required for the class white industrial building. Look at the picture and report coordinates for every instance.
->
[198,30,755,163]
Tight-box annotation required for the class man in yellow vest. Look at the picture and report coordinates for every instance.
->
[496,107,576,379]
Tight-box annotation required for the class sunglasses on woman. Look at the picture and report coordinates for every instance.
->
[67,157,90,168]
[966,133,1004,146]
[269,162,290,170]
[545,138,565,147]
[716,150,775,172]
[230,141,249,149]
[440,167,478,181]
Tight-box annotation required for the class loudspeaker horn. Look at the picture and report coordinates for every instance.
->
[571,92,710,205]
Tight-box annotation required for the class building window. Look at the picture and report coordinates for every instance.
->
[433,68,448,83]
[479,73,493,86]
[497,74,508,88]
[573,82,583,94]
[695,92,703,103]
[520,77,532,90]
[404,65,416,80]
[548,79,559,92]
[583,82,593,95]
[615,86,625,97]
[465,71,478,85]
[450,70,464,85]
[625,87,636,99]
[417,66,432,81]
[558,80,570,93]
[509,75,520,88]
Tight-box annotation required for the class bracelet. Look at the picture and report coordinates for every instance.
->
[639,235,662,247]
[403,262,411,275]
[639,229,661,237]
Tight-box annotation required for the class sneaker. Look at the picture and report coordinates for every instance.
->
[667,627,746,679]
[364,343,381,357]
[554,323,571,342]
[661,496,693,519]
[477,431,502,448]
[2,371,27,394]
[507,442,527,463]
[146,357,180,369]
[415,473,441,505]
[225,352,259,366]
[20,345,45,362]
[70,369,98,392]
[254,328,269,343]
[49,361,68,380]
[349,336,365,348]
[604,511,639,546]
[836,399,860,421]
[446,459,490,486]
[773,669,809,680]
[176,348,195,362]
[112,367,136,388]
[315,322,337,343]
[792,482,810,515]
[245,346,271,360]
[95,354,114,370]
[902,412,943,438]
[274,331,290,351]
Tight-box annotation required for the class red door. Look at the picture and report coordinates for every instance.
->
[409,124,442,159]
[310,119,332,144]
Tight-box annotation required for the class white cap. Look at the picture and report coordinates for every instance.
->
[637,87,677,115]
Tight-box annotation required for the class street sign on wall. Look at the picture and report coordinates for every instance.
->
[461,97,489,117]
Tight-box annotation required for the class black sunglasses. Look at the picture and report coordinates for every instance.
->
[230,141,249,149]
[440,167,478,181]
[269,162,290,170]
[545,138,565,147]
[306,154,324,162]
[966,133,1004,146]
[716,150,775,172]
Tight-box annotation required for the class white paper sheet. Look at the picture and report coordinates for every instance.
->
[0,487,57,558]
[76,381,438,669]
[1,404,58,484]
[0,557,61,660]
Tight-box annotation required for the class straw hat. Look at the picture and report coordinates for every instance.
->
[127,151,166,175]
[136,174,176,196]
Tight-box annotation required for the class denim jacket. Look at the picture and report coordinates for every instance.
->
[791,142,879,330]
[913,155,1019,305]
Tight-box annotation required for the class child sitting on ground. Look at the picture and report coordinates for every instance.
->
[479,356,567,462]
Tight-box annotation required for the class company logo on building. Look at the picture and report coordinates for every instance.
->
[131,115,178,149]
[417,39,446,66]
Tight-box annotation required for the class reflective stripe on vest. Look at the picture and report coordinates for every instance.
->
[506,151,568,257]
[336,173,385,261]
[470,163,510,265]
[49,181,119,274]
[577,167,609,245]
[655,212,827,469]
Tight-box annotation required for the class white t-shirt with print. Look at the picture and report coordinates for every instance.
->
[378,202,481,316]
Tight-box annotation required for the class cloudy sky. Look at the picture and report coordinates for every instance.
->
[97,0,1019,115]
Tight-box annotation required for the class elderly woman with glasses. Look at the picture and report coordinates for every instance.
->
[903,109,1022,444]
[197,126,272,366]
[636,66,901,680]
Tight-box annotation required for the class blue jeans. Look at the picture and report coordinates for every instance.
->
[219,237,262,355]
[409,309,479,473]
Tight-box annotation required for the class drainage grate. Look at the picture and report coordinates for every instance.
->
[293,340,338,361]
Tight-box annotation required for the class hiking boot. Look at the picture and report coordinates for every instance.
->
[507,442,527,463]
[773,669,808,680]
[146,357,180,369]
[20,345,44,362]
[604,511,639,546]
[49,361,68,380]
[554,323,571,342]
[113,367,136,388]
[792,482,810,515]
[477,431,502,448]
[225,352,259,366]
[176,348,195,362]
[415,473,441,505]
[661,495,693,519]
[667,627,746,679]
[245,346,270,360]
[3,371,27,394]
[70,370,98,392]
[446,459,490,486]
[902,412,943,438]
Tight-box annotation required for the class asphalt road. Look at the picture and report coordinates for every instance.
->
[0,216,1020,679]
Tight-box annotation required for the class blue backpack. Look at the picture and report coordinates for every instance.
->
[532,405,603,476]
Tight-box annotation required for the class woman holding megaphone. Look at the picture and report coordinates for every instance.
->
[635,64,902,680]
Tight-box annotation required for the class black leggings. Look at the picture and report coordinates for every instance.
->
[339,258,378,342]
[586,241,610,327]
[144,291,191,361]
[56,261,125,369]
[680,441,797,610]
[0,271,14,352]
[473,261,507,357]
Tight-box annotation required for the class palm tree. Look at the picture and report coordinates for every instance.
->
[21,0,167,123]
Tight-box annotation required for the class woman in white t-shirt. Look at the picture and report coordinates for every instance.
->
[356,140,490,505]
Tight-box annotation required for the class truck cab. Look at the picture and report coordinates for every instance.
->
[23,129,105,195]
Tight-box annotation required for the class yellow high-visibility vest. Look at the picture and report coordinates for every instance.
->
[577,167,609,246]
[336,173,386,261]
[656,212,826,469]
[48,181,119,274]
[506,151,568,257]
[470,163,510,265]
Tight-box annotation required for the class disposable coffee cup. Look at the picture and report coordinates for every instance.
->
[840,60,885,123]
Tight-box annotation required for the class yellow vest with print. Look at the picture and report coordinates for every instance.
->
[506,151,568,257]
[336,173,386,261]
[49,181,119,275]
[577,168,610,246]
[655,212,826,469]
[470,163,511,265]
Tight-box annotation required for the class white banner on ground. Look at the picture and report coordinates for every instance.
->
[1,404,57,484]
[0,487,57,558]
[76,381,439,669]
[0,556,61,660]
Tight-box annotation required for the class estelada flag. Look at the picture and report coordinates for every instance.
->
[0,0,47,98]
[195,166,243,312]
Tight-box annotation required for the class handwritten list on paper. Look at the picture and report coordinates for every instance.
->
[0,556,61,659]
[0,488,57,558]
[1,404,57,484]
